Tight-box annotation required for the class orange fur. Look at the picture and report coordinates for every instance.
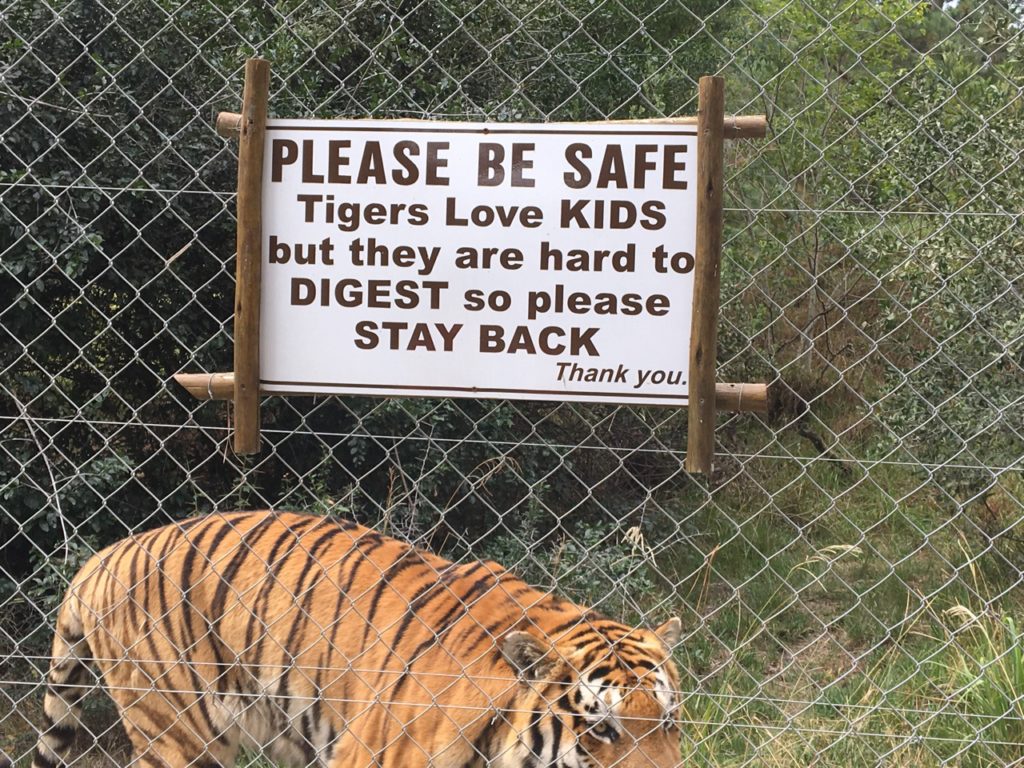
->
[34,511,682,768]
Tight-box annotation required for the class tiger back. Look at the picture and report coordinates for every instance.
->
[31,511,683,768]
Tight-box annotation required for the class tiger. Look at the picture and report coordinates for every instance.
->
[27,511,683,768]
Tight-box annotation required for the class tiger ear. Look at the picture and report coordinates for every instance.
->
[654,617,681,649]
[501,631,557,683]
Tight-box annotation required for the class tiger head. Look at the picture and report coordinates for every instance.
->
[498,616,683,768]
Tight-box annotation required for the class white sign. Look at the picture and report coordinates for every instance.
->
[259,119,698,404]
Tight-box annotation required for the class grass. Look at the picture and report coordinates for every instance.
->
[1,424,1021,767]
[649,410,1024,767]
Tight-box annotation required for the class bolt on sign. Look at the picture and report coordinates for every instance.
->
[174,59,768,472]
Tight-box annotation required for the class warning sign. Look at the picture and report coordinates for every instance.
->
[259,120,698,404]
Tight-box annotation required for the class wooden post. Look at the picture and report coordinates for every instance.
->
[174,373,770,413]
[685,76,725,474]
[214,110,768,141]
[233,58,270,454]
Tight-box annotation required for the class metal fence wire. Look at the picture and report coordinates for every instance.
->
[1,0,1023,766]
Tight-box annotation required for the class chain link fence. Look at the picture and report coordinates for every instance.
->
[1,0,1022,765]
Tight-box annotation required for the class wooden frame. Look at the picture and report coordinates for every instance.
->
[178,61,767,469]
[685,76,726,474]
[175,373,767,414]
[214,110,767,141]
[232,58,270,454]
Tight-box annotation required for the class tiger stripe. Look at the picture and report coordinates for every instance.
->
[31,511,682,768]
